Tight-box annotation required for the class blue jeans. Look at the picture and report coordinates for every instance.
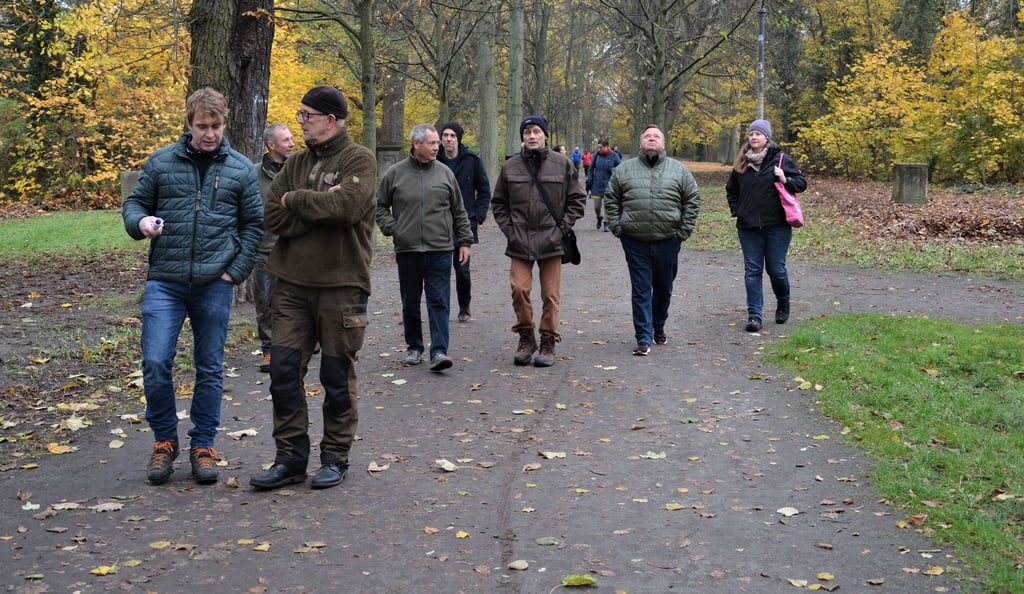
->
[140,279,233,447]
[737,224,792,319]
[396,251,453,356]
[621,236,682,345]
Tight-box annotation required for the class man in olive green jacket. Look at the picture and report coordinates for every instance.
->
[604,125,700,356]
[250,86,377,491]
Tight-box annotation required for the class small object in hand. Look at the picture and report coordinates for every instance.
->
[153,218,164,228]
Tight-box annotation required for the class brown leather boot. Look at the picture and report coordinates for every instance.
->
[533,334,556,367]
[513,330,537,366]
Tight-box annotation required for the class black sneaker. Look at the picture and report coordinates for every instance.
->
[745,317,763,332]
[654,329,667,345]
[633,342,651,356]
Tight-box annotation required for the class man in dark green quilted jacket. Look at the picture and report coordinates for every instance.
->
[122,87,263,487]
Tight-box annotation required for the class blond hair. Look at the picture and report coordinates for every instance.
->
[186,87,228,125]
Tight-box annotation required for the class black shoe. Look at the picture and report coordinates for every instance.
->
[775,302,790,324]
[259,353,271,373]
[745,317,763,332]
[403,348,423,366]
[250,463,307,489]
[311,463,348,489]
[654,329,667,345]
[189,446,219,484]
[429,352,453,372]
[596,216,603,230]
[457,307,470,323]
[147,439,179,485]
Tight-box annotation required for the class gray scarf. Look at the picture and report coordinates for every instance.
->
[745,146,768,172]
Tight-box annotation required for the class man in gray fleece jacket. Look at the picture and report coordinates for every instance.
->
[376,123,473,372]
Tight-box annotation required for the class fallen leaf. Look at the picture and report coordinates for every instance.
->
[508,559,529,570]
[89,564,118,575]
[777,507,800,517]
[455,530,470,539]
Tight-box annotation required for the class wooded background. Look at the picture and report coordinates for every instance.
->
[2,0,1023,208]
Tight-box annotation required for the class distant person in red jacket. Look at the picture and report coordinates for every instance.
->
[581,150,593,179]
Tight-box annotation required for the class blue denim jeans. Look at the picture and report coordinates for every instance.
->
[737,224,792,320]
[621,236,682,345]
[396,251,453,356]
[140,279,233,447]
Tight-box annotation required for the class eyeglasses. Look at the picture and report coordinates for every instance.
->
[297,110,329,122]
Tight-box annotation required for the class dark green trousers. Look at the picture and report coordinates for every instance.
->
[268,281,368,469]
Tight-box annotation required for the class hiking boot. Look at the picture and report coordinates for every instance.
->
[189,446,219,484]
[654,328,668,345]
[147,439,179,485]
[534,334,556,367]
[259,352,271,373]
[513,330,538,366]
[745,317,763,332]
[775,302,790,324]
[596,216,603,230]
[429,352,453,372]
[633,342,651,356]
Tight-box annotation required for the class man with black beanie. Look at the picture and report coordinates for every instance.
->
[250,85,377,491]
[491,115,586,367]
[437,121,491,323]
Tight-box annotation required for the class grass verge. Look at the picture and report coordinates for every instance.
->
[688,181,1024,281]
[0,209,138,260]
[768,314,1024,592]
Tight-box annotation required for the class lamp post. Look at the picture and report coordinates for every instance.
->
[757,0,767,118]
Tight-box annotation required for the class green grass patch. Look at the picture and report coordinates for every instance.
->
[768,314,1024,591]
[0,209,139,260]
[688,183,1024,281]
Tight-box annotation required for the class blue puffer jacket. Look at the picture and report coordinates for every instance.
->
[122,134,263,285]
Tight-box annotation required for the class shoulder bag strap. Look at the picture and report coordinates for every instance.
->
[525,161,569,237]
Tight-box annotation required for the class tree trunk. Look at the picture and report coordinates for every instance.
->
[477,8,500,179]
[188,0,274,304]
[357,0,377,153]
[505,0,525,158]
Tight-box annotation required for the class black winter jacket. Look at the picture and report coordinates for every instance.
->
[725,146,806,229]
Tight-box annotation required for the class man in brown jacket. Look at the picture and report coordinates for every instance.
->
[249,86,377,491]
[491,115,586,367]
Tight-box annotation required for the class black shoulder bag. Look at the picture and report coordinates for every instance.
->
[526,162,581,265]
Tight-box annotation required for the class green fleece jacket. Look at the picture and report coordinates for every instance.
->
[375,155,473,253]
[264,128,377,293]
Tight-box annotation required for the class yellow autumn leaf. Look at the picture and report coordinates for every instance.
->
[456,530,471,538]
[47,442,77,454]
[817,572,834,581]
[253,542,271,551]
[788,578,808,587]
[237,538,255,545]
[149,541,172,549]
[664,503,684,511]
[123,560,142,567]
[924,566,944,576]
[89,565,118,575]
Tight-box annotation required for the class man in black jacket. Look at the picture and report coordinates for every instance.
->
[437,122,491,323]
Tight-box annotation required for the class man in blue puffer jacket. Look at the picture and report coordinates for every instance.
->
[122,87,263,487]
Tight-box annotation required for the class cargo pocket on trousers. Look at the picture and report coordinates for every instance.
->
[340,302,369,353]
